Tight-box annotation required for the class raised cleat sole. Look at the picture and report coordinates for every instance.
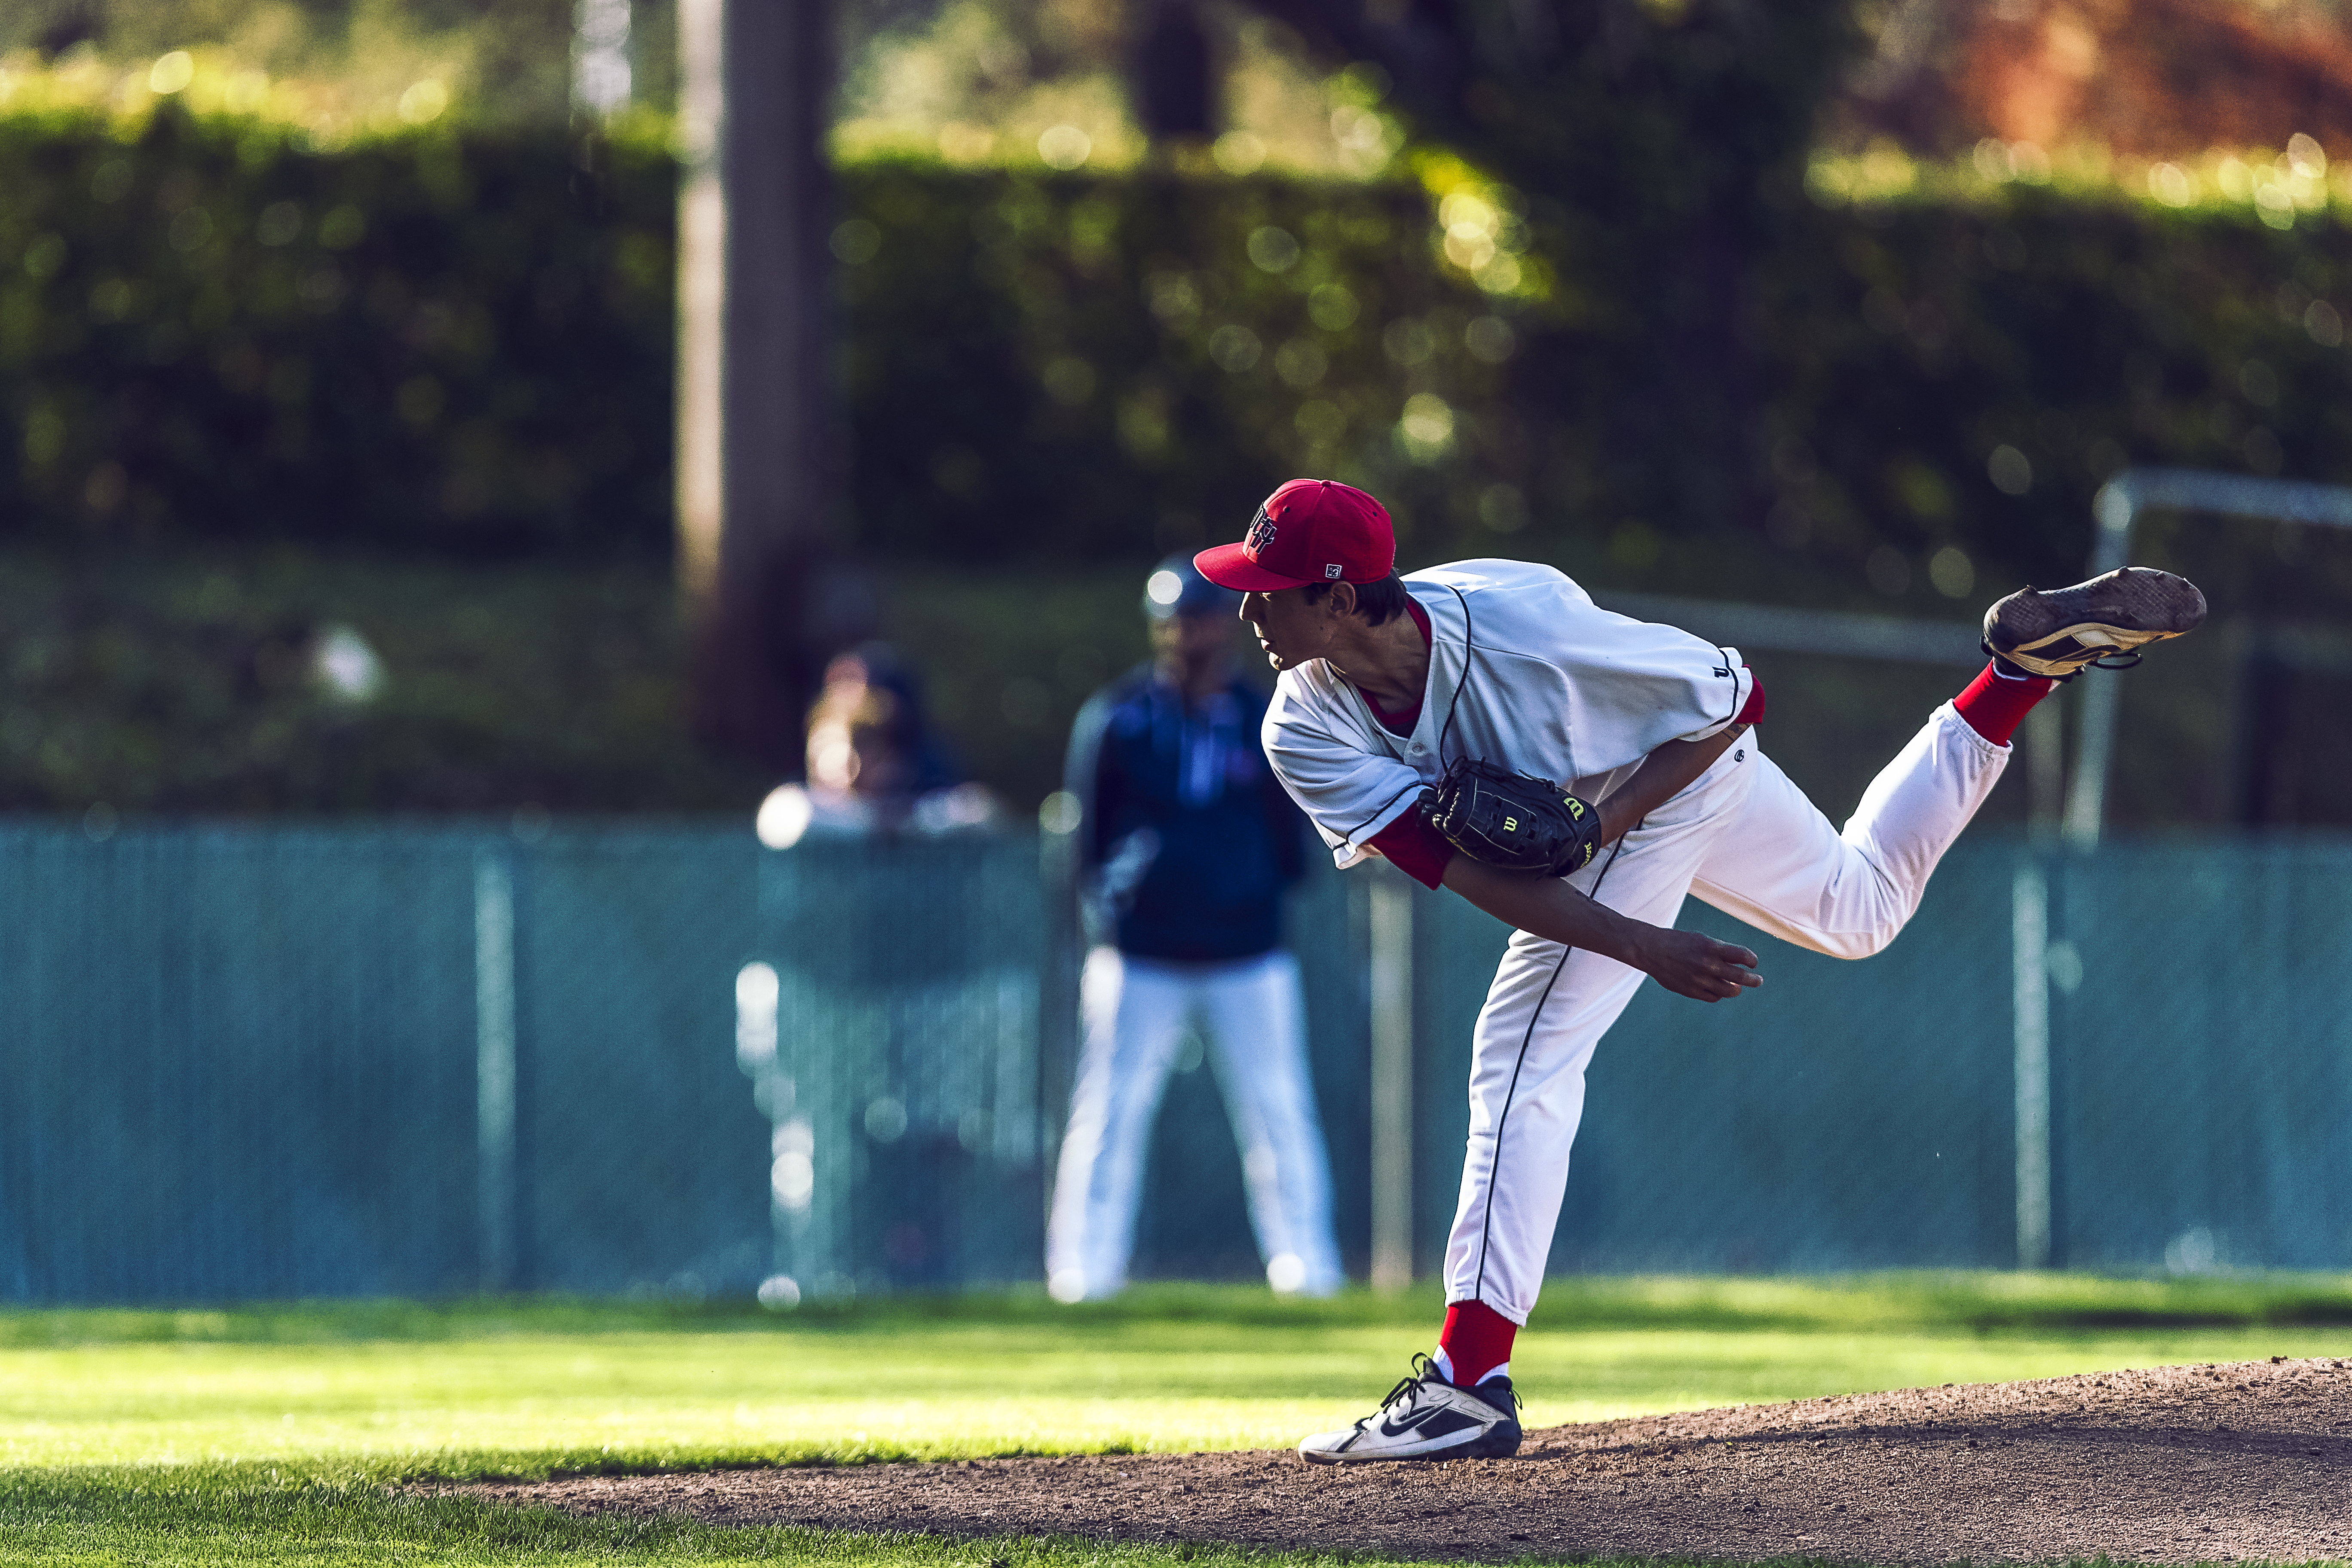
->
[1986,567,2206,676]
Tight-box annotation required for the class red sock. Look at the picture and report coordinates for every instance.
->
[1951,661,2055,747]
[1435,1299,1517,1387]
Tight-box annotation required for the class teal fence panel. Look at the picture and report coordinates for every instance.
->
[2049,842,2352,1272]
[1601,852,2011,1273]
[756,834,1049,1296]
[0,827,480,1301]
[5,824,2352,1305]
[1404,870,2019,1276]
[1404,838,2352,1277]
[521,828,768,1295]
[1572,850,2016,1273]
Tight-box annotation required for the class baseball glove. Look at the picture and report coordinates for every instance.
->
[1424,758,1603,877]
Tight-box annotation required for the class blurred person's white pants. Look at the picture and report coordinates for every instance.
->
[1449,704,2007,1323]
[1048,948,1343,1302]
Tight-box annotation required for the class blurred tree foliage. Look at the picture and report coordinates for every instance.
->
[7,108,2352,616]
[0,0,620,130]
[1235,0,1867,539]
[0,105,675,558]
[1745,184,2352,606]
[839,164,1519,566]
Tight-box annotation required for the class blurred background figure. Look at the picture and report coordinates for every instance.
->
[1046,557,1341,1302]
[756,644,998,845]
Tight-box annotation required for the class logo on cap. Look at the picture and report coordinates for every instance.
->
[1193,479,1396,594]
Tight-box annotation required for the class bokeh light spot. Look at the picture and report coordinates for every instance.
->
[1988,445,2033,496]
[148,52,195,95]
[1037,125,1091,170]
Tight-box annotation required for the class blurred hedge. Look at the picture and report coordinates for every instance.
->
[1738,187,2352,612]
[6,105,2352,616]
[842,165,2352,614]
[0,106,674,558]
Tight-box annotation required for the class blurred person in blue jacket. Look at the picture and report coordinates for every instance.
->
[1046,557,1343,1302]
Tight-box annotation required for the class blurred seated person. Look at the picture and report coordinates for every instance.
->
[756,645,998,846]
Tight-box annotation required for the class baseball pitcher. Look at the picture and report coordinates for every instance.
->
[1193,478,2205,1464]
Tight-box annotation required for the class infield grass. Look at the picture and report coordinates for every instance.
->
[5,1273,2350,1565]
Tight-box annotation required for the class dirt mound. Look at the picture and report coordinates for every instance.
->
[450,1357,2352,1562]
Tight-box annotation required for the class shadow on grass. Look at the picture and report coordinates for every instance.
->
[7,1272,2352,1351]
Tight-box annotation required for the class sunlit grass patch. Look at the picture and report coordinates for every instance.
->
[6,1275,2352,1479]
[4,1276,2350,1565]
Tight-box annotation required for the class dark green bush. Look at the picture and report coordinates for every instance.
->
[1737,187,2352,611]
[838,166,2352,618]
[7,106,2352,617]
[0,105,674,557]
[838,163,1521,566]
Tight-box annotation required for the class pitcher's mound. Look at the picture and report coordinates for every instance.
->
[455,1357,2352,1563]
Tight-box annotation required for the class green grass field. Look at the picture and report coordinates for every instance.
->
[6,1274,2350,1566]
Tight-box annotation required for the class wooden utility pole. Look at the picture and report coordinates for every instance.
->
[676,0,847,774]
[1129,0,1215,143]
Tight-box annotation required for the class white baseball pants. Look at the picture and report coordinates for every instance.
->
[1446,702,2008,1322]
[1048,948,1344,1302]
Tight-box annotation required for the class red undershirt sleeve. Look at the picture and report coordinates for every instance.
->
[1367,812,1455,891]
[1736,666,1766,726]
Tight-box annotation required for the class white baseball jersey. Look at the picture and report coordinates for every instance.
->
[1254,555,2006,1325]
[1261,560,1757,868]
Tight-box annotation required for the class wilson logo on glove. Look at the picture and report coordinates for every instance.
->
[1425,758,1602,878]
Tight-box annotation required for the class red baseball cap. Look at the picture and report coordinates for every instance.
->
[1194,479,1395,592]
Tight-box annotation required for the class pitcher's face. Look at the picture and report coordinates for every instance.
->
[1240,585,1339,673]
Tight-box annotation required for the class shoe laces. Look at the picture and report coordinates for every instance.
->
[1367,1353,1523,1418]
[1981,637,2137,683]
[1357,1353,1447,1429]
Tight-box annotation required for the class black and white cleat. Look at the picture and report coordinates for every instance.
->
[1296,1354,1522,1464]
[1981,566,2207,680]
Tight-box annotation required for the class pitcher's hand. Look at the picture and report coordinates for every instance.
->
[1632,928,1761,1001]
